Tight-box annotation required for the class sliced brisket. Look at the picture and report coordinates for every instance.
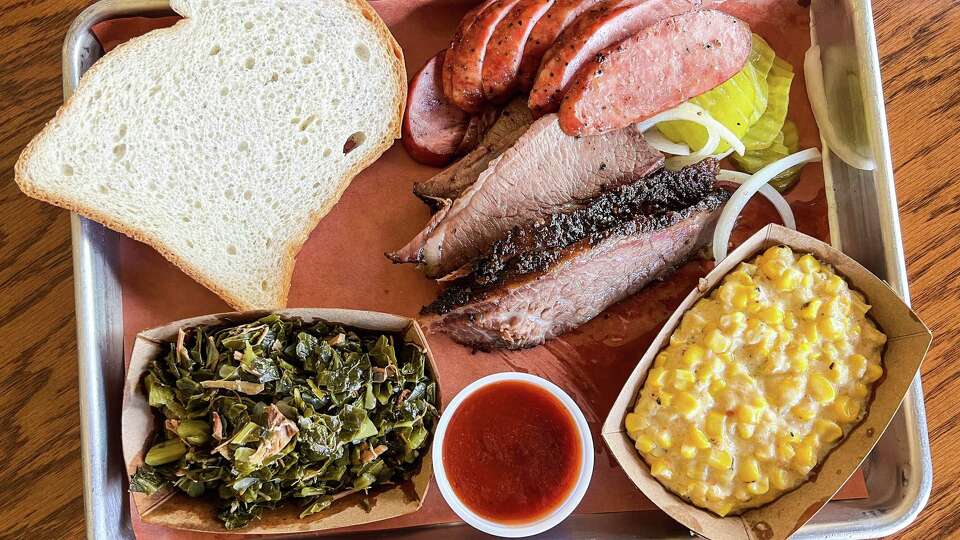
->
[396,114,664,278]
[424,190,729,350]
[413,98,534,206]
[471,159,719,285]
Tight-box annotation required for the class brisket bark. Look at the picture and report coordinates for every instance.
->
[424,189,729,350]
[470,159,719,286]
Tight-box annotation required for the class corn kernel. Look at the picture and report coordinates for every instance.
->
[656,430,672,449]
[798,254,821,273]
[748,477,770,495]
[864,363,884,383]
[848,353,868,378]
[793,443,816,471]
[680,445,697,459]
[770,467,792,490]
[737,423,756,439]
[761,259,787,280]
[825,274,845,294]
[738,457,761,482]
[681,344,706,368]
[706,328,731,353]
[802,321,819,342]
[734,487,751,502]
[625,413,645,433]
[800,299,822,320]
[688,426,711,449]
[825,297,846,318]
[850,382,870,398]
[827,361,847,384]
[691,482,709,500]
[646,367,667,387]
[657,391,673,407]
[792,403,817,421]
[737,404,761,424]
[815,419,844,442]
[720,311,747,332]
[729,270,754,285]
[705,411,726,440]
[714,501,735,517]
[784,312,798,330]
[776,441,796,461]
[802,272,814,290]
[777,269,803,291]
[675,392,700,418]
[755,444,775,461]
[759,306,784,326]
[708,449,733,470]
[833,396,862,422]
[809,374,837,403]
[818,316,843,339]
[732,291,751,309]
[650,460,672,479]
[776,376,803,405]
[672,369,695,390]
[634,434,656,453]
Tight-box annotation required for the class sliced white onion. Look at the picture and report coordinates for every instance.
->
[635,102,746,157]
[804,46,875,171]
[712,148,822,262]
[717,169,797,231]
[643,127,691,155]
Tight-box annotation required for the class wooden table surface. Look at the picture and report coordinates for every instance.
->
[1,1,958,538]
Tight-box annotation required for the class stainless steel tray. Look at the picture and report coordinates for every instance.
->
[66,0,931,538]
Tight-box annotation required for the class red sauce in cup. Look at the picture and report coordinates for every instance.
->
[441,380,582,524]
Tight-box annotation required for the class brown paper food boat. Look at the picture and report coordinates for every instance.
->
[121,308,441,534]
[602,224,931,540]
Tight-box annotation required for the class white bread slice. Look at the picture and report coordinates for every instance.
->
[16,0,406,310]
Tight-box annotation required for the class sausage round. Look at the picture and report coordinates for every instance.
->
[403,52,472,167]
[481,0,556,103]
[558,10,753,136]
[515,0,605,91]
[529,0,701,115]
[447,0,525,113]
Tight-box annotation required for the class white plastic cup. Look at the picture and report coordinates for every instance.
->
[431,372,594,538]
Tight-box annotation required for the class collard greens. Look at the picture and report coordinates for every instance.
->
[129,314,438,529]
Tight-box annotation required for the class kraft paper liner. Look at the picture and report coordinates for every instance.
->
[121,309,442,534]
[602,224,932,540]
[84,0,875,537]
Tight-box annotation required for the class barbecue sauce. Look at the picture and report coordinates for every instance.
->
[442,380,582,524]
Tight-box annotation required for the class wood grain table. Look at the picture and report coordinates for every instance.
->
[0,1,957,538]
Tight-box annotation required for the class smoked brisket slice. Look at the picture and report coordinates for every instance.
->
[391,114,664,277]
[470,159,719,286]
[423,191,729,350]
[413,98,534,207]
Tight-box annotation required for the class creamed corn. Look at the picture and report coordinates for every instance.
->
[625,246,886,516]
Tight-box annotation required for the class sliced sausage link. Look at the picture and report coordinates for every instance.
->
[448,0,525,113]
[481,0,556,103]
[558,10,753,136]
[530,0,700,115]
[515,0,605,91]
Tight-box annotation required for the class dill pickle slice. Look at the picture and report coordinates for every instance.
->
[732,120,804,192]
[742,55,795,151]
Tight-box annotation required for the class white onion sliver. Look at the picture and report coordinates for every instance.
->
[712,148,822,262]
[717,170,797,230]
[635,102,746,156]
[643,127,691,155]
[804,46,875,171]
